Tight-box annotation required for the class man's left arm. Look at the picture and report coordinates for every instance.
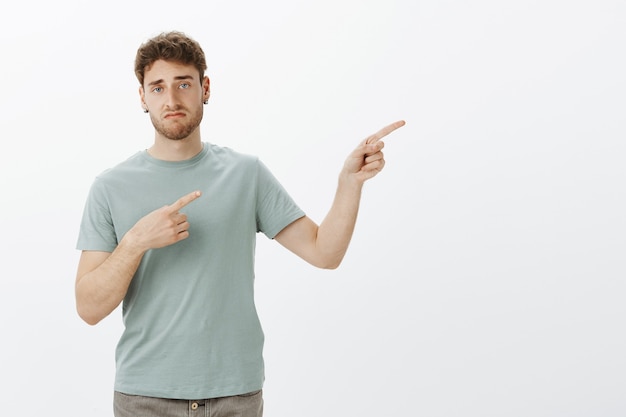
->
[275,120,405,269]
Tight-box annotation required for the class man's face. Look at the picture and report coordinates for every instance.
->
[140,59,210,141]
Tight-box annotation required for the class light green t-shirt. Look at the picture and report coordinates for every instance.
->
[77,143,305,399]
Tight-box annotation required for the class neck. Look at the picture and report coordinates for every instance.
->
[148,132,203,161]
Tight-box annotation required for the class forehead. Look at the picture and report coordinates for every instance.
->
[143,59,199,83]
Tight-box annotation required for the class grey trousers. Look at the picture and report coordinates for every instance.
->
[113,390,263,417]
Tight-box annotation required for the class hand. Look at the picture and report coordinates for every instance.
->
[342,120,406,184]
[125,190,202,251]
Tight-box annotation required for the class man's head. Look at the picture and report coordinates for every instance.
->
[135,31,207,87]
[136,32,210,142]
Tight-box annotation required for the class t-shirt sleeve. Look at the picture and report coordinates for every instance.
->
[255,159,305,239]
[76,177,118,252]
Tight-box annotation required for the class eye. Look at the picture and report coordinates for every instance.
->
[179,83,190,89]
[152,87,163,93]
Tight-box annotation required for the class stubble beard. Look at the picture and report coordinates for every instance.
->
[151,105,203,141]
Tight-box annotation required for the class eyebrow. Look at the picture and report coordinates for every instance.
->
[147,75,195,87]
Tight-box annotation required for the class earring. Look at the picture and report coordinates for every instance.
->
[203,100,208,105]
[143,108,149,113]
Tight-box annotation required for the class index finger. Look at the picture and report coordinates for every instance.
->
[365,120,406,144]
[168,190,202,212]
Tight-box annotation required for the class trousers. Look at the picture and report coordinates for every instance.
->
[113,390,263,417]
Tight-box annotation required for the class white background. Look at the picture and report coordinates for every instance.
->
[1,0,625,416]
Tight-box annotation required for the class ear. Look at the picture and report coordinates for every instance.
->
[203,76,211,100]
[139,86,147,111]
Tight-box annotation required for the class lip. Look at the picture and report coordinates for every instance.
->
[164,112,186,119]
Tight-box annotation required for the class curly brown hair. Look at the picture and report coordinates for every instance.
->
[134,31,207,86]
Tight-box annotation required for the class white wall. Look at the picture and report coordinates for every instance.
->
[1,0,624,416]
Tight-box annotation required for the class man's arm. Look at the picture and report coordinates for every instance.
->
[75,190,202,325]
[275,120,405,269]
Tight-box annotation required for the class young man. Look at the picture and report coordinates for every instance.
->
[75,31,405,417]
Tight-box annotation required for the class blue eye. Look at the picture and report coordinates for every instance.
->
[152,87,163,93]
[179,83,190,89]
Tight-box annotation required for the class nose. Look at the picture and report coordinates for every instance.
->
[164,88,181,109]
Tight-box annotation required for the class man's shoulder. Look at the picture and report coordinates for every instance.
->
[205,143,262,174]
[207,143,257,163]
[91,151,145,185]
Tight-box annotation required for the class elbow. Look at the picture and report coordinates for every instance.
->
[76,302,104,326]
[321,260,341,270]
[77,310,100,326]
[79,312,103,326]
[313,255,343,270]
[82,318,101,326]
[75,283,109,325]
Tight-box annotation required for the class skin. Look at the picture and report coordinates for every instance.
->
[75,59,405,325]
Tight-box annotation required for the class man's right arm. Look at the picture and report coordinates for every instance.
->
[75,243,145,325]
[75,190,202,325]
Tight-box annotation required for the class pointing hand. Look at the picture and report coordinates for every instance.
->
[343,120,406,183]
[126,190,202,251]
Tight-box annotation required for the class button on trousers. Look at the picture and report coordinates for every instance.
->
[114,390,263,417]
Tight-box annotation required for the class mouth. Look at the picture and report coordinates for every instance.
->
[164,111,186,119]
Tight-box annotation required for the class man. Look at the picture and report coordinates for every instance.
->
[75,31,404,417]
